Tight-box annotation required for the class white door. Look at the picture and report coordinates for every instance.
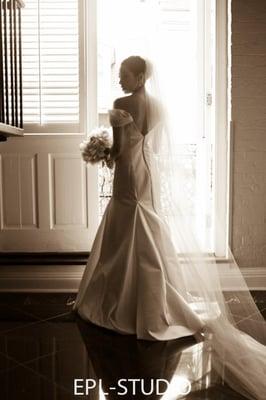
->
[0,0,99,251]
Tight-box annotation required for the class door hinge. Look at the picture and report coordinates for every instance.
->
[206,93,212,106]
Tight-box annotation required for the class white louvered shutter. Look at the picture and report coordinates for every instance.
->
[21,0,81,133]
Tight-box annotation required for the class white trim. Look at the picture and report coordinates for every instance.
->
[83,0,100,242]
[0,265,84,293]
[84,0,98,132]
[214,0,229,257]
[227,0,233,248]
[0,123,24,137]
[228,120,234,248]
[194,0,214,251]
[220,267,266,291]
[0,264,265,292]
[23,123,81,135]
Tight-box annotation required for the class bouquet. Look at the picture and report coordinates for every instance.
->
[79,126,114,169]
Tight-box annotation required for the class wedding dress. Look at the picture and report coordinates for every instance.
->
[73,108,204,340]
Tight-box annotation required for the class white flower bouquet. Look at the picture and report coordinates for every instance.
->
[79,126,114,169]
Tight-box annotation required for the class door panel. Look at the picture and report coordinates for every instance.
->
[1,153,38,229]
[0,135,98,251]
[49,154,87,229]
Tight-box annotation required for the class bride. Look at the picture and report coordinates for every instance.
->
[73,56,266,399]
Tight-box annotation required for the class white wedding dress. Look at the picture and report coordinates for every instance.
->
[73,108,204,340]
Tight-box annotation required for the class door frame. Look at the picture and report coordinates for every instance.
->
[214,0,230,257]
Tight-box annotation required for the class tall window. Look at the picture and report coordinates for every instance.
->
[97,0,216,252]
[21,0,82,133]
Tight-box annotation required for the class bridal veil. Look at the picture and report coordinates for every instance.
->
[142,56,266,400]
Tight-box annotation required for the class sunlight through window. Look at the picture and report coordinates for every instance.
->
[97,0,216,252]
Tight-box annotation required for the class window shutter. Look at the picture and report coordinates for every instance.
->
[21,0,80,132]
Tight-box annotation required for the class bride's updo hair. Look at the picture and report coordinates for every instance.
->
[121,56,152,81]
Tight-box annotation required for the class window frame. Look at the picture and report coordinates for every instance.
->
[94,0,231,258]
[213,0,230,257]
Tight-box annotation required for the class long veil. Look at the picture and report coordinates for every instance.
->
[142,55,266,400]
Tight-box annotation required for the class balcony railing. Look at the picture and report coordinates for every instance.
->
[0,0,24,141]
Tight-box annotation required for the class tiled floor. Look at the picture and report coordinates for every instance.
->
[0,292,264,400]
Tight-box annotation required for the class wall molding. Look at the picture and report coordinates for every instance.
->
[0,265,85,292]
[0,252,89,265]
[0,264,265,292]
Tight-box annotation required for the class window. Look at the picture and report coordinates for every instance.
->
[97,0,216,252]
[21,0,83,133]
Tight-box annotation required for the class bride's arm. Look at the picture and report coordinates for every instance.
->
[109,126,125,160]
[108,98,131,160]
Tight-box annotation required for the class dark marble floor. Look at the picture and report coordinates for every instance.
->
[0,292,265,400]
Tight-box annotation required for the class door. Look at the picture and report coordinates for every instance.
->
[0,0,99,251]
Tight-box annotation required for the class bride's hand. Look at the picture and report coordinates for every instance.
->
[104,148,115,169]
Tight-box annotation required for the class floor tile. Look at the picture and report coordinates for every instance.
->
[0,361,74,400]
[0,293,75,321]
[0,319,85,366]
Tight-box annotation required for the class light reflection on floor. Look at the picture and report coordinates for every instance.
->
[0,293,264,399]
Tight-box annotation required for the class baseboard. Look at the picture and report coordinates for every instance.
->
[0,252,89,265]
[0,264,86,292]
[0,264,265,292]
[220,267,266,291]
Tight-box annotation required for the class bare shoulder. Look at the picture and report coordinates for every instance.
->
[113,96,132,111]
